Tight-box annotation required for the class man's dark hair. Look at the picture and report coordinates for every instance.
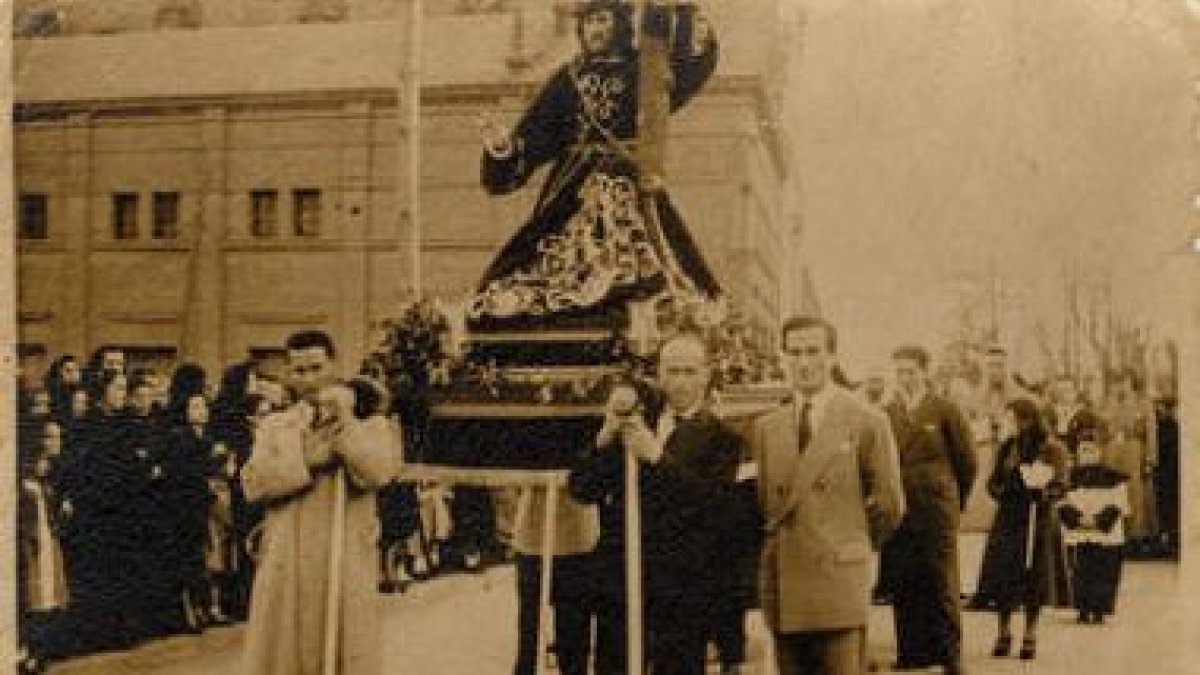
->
[892,345,930,370]
[285,330,337,360]
[780,316,837,353]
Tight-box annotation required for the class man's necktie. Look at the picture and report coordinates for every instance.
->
[797,400,812,455]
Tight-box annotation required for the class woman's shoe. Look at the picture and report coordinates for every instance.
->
[991,635,1012,658]
[1019,637,1037,660]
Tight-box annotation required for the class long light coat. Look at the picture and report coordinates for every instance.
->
[750,387,905,633]
[241,406,401,675]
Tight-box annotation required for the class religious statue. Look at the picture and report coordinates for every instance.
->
[470,0,722,327]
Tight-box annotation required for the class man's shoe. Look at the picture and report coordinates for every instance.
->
[1019,636,1037,660]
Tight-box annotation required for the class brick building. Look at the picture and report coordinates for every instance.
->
[13,0,817,375]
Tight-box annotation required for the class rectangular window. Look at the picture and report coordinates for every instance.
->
[293,188,322,237]
[152,191,180,239]
[111,192,139,240]
[250,189,279,237]
[18,193,48,240]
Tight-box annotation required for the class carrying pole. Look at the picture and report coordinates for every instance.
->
[402,0,423,297]
[323,468,348,675]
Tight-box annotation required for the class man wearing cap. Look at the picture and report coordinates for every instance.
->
[882,345,976,674]
[749,316,905,675]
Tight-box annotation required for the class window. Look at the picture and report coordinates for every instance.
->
[293,188,322,237]
[154,1,201,29]
[152,191,180,239]
[250,189,279,237]
[18,193,49,240]
[111,193,139,240]
[453,0,507,13]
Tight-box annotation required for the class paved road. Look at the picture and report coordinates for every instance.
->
[48,558,1187,675]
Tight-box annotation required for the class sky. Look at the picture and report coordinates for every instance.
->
[784,0,1198,376]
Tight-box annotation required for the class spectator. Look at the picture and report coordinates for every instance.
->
[70,370,155,649]
[976,398,1071,661]
[164,394,219,632]
[204,430,239,626]
[18,421,70,674]
[45,354,83,420]
[1045,374,1091,460]
[1153,397,1180,557]
[1101,368,1159,556]
[214,362,264,622]
[84,346,127,397]
[167,363,208,425]
[881,345,975,675]
[17,344,49,418]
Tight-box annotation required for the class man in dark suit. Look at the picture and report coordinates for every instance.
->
[882,345,977,674]
[749,316,905,675]
[569,331,742,675]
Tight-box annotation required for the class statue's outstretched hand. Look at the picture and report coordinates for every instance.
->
[477,112,513,158]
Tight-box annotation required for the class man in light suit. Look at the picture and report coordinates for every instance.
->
[749,316,905,675]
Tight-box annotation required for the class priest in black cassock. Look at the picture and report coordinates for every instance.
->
[471,0,721,327]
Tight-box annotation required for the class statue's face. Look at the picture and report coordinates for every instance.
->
[579,9,616,56]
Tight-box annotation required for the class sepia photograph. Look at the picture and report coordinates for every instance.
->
[4,0,1199,673]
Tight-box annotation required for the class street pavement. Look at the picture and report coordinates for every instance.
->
[47,554,1188,675]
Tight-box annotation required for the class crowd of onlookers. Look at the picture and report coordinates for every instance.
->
[15,346,271,672]
[13,344,509,674]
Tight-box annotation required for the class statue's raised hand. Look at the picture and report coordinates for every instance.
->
[477,112,513,158]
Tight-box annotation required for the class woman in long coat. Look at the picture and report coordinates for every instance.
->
[976,398,1071,661]
[163,394,219,630]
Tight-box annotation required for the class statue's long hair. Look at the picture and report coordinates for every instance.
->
[575,0,636,59]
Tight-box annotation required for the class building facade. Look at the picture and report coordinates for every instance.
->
[14,0,815,375]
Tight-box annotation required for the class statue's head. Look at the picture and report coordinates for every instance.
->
[575,0,634,59]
